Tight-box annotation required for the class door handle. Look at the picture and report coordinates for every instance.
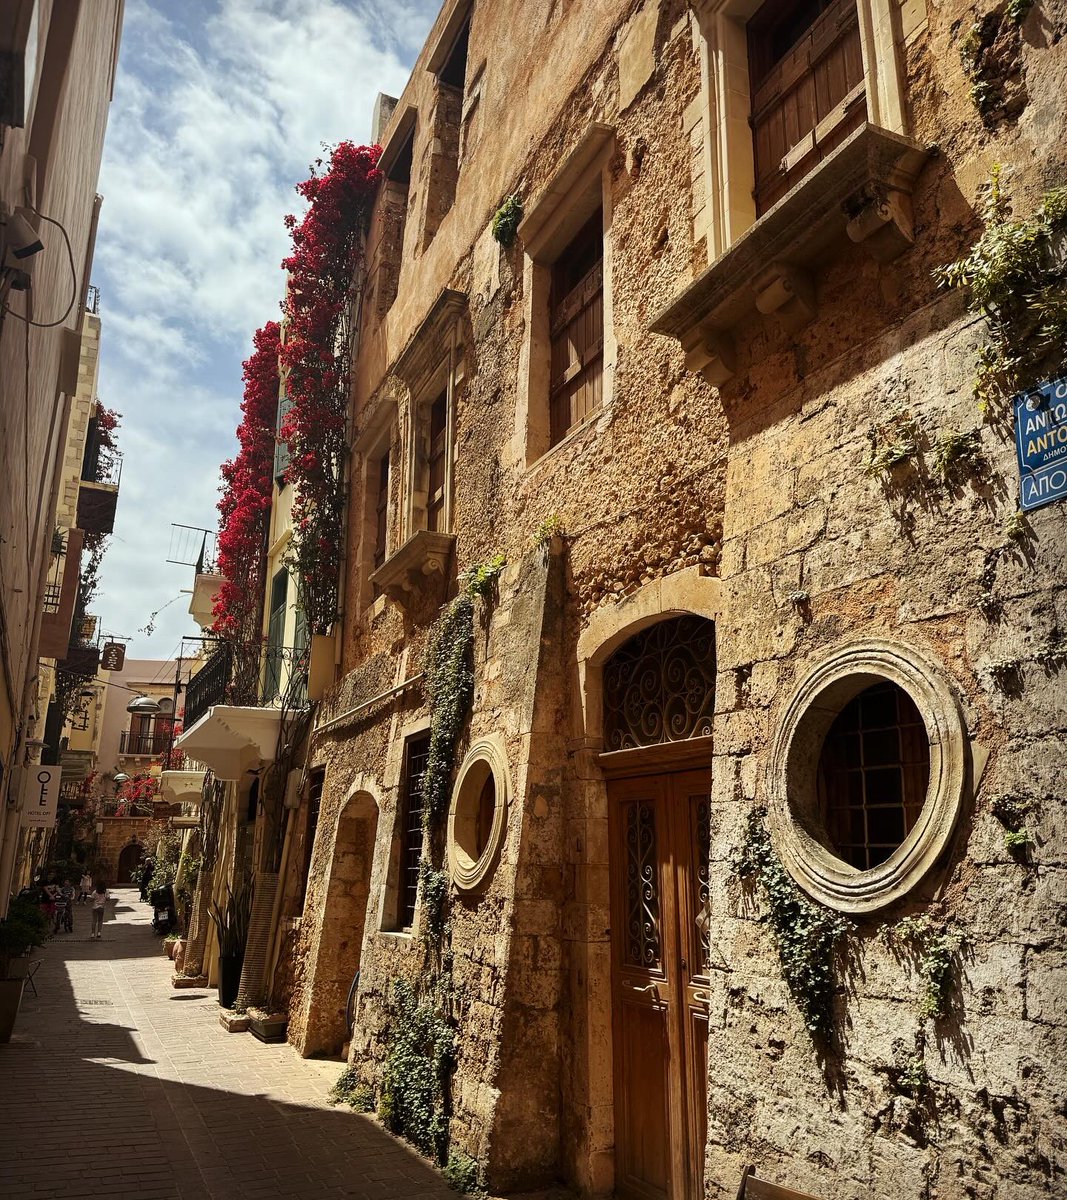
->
[691,988,711,1004]
[631,983,659,994]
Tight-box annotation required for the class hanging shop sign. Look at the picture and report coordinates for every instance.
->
[1015,375,1067,512]
[101,641,126,671]
[20,765,61,830]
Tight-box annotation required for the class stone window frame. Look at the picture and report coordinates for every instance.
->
[688,0,907,262]
[514,123,618,469]
[353,397,398,614]
[404,335,461,541]
[767,639,968,914]
[447,735,510,893]
[380,718,432,936]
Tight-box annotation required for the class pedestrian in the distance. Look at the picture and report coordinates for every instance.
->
[78,872,92,904]
[90,882,110,940]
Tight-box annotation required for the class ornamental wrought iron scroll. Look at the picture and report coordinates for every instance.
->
[625,799,661,968]
[692,796,713,975]
[603,616,716,751]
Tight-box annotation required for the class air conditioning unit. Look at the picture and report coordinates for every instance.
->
[0,0,39,129]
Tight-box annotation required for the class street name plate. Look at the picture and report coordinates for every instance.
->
[1015,375,1067,512]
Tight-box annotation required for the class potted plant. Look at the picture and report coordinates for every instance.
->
[209,881,252,1009]
[0,898,49,1042]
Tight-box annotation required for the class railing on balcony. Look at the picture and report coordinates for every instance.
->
[62,642,100,675]
[119,729,172,756]
[100,799,154,817]
[86,284,100,314]
[184,641,310,728]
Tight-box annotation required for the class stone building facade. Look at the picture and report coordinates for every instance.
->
[273,1,1064,1197]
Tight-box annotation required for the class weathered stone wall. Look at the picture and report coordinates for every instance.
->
[95,817,153,884]
[290,0,1067,1195]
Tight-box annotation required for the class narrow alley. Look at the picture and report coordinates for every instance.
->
[0,891,465,1200]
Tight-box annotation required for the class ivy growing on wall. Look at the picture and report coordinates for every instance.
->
[734,807,851,1036]
[935,171,1067,416]
[883,915,963,1021]
[379,979,455,1164]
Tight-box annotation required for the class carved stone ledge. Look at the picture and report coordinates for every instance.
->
[370,530,455,608]
[649,124,930,386]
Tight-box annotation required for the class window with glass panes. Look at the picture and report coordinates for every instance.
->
[817,681,930,870]
[397,734,430,929]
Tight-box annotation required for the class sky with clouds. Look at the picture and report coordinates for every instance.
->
[93,0,438,661]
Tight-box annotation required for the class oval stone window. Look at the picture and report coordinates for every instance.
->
[448,737,510,893]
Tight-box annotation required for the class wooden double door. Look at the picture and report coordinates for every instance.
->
[610,768,713,1200]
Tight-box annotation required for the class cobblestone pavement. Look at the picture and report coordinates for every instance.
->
[0,890,557,1200]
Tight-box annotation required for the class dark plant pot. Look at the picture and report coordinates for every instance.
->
[0,978,26,1043]
[249,1013,287,1044]
[217,954,244,1010]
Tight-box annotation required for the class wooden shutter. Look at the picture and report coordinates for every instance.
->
[549,258,604,445]
[748,0,867,214]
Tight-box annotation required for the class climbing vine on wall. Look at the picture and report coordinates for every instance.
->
[935,171,1067,416]
[379,979,455,1164]
[883,915,963,1021]
[734,807,851,1036]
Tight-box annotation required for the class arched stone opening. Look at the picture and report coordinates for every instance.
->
[116,841,143,885]
[302,788,379,1056]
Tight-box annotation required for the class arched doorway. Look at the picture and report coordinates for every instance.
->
[304,790,379,1055]
[117,841,143,885]
[602,614,716,1200]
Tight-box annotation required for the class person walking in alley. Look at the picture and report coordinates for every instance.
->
[78,871,92,904]
[90,882,110,940]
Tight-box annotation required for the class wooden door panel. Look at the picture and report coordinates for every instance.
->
[617,995,671,1198]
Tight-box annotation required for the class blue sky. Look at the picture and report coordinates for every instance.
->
[93,0,439,659]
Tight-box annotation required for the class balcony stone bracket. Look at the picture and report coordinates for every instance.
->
[175,706,281,781]
[159,769,207,808]
[370,530,456,609]
[650,124,930,388]
[189,572,223,632]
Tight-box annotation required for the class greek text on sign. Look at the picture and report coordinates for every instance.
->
[21,765,61,830]
[1015,375,1067,512]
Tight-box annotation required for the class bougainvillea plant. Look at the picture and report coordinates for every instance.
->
[95,403,121,452]
[279,141,380,633]
[212,321,282,640]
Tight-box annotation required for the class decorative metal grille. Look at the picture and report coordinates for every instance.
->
[692,796,713,975]
[624,800,661,968]
[603,616,716,751]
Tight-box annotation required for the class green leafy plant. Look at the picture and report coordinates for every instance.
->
[379,979,455,1163]
[443,1149,486,1195]
[419,861,451,949]
[531,513,564,550]
[420,595,475,830]
[734,808,851,1035]
[884,915,962,1020]
[936,172,1067,415]
[461,553,506,600]
[1003,509,1030,542]
[932,429,986,485]
[1006,0,1034,22]
[491,194,523,246]
[865,411,921,476]
[149,829,183,895]
[0,897,50,977]
[329,1064,376,1111]
[899,1052,929,1095]
[208,881,253,958]
[1003,827,1033,852]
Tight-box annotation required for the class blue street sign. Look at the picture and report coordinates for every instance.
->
[1015,375,1067,512]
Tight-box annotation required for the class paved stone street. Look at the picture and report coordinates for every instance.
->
[0,890,487,1199]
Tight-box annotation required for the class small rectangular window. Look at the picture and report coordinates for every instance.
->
[549,209,604,446]
[263,567,288,701]
[274,390,293,482]
[397,734,430,930]
[426,392,447,533]
[374,451,390,571]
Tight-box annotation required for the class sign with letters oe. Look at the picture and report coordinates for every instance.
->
[21,765,61,830]
[1015,374,1067,512]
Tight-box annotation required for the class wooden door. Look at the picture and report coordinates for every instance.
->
[610,769,713,1200]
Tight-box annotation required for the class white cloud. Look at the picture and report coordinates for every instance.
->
[92,0,431,656]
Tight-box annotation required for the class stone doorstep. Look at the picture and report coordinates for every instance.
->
[218,1010,250,1033]
[172,973,209,990]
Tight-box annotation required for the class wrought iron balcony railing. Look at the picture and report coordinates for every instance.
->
[119,729,173,757]
[184,641,310,728]
[86,284,100,315]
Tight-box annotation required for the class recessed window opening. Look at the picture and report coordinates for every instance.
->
[549,207,604,446]
[385,124,414,187]
[816,681,930,870]
[263,568,289,701]
[438,14,470,90]
[373,451,390,572]
[299,768,324,911]
[746,0,866,214]
[426,392,447,533]
[398,735,430,929]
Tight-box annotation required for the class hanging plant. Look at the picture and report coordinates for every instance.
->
[420,594,475,829]
[279,141,381,634]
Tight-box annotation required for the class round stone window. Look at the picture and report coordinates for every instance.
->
[768,640,967,913]
[448,736,510,893]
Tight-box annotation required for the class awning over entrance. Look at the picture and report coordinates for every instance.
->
[174,706,281,780]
